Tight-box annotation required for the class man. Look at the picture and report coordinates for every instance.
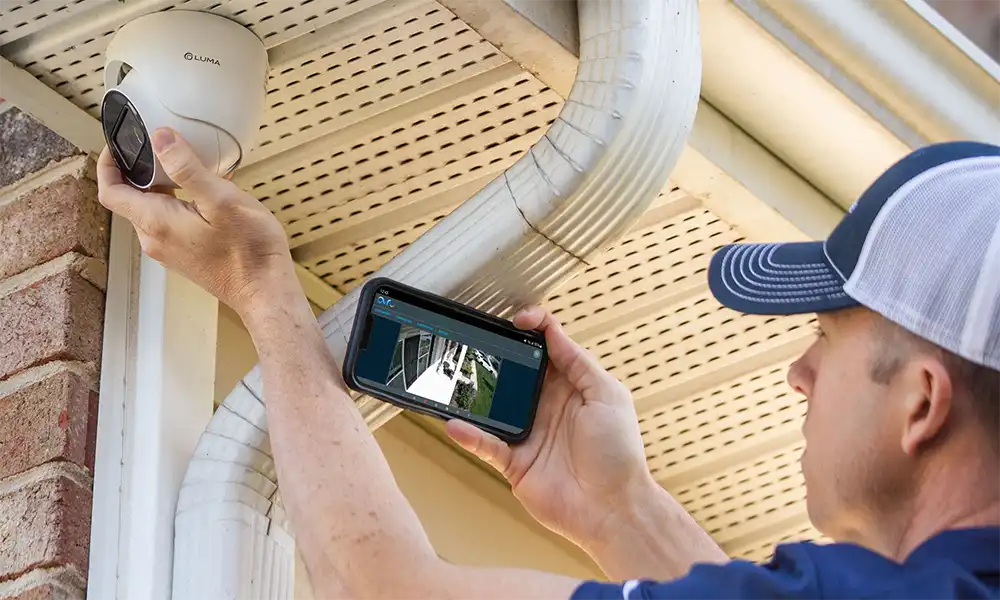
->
[96,129,1000,598]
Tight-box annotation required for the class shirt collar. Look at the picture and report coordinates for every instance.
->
[906,527,1000,575]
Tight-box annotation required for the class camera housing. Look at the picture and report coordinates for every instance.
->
[102,11,269,189]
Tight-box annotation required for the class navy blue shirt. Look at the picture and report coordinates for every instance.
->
[572,527,999,599]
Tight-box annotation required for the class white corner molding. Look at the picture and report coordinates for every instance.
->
[172,0,702,597]
[89,214,219,600]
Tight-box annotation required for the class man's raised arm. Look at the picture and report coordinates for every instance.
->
[95,128,726,598]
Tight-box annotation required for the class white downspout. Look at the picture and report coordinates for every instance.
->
[172,0,702,597]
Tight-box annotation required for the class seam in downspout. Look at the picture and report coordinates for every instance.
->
[504,170,592,267]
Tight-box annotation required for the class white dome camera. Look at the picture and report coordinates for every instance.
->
[101,11,269,189]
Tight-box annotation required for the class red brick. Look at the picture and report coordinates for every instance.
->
[0,110,80,190]
[0,270,104,381]
[4,581,81,600]
[0,473,91,583]
[5,583,54,600]
[0,175,108,280]
[0,371,96,480]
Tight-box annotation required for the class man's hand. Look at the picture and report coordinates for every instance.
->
[448,307,727,579]
[96,128,297,317]
[448,307,651,546]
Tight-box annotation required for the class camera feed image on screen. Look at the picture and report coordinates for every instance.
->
[387,325,502,417]
[352,292,543,435]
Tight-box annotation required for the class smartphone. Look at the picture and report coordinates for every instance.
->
[343,277,547,443]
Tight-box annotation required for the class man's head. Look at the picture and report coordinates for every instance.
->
[707,141,1000,549]
[785,307,998,543]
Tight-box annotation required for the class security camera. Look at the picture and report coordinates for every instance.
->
[101,11,269,189]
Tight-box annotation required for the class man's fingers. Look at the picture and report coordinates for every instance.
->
[97,147,172,232]
[97,147,141,215]
[511,305,547,331]
[97,146,126,187]
[446,419,513,478]
[98,146,205,246]
[514,306,608,394]
[150,128,230,213]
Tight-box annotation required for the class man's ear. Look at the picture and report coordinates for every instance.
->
[900,357,953,455]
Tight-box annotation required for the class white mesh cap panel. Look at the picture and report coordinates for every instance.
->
[844,157,1000,370]
[965,214,1000,367]
[989,273,1000,366]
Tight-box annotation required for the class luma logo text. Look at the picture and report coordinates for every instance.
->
[375,296,394,308]
[184,52,221,66]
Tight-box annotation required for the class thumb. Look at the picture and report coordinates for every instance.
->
[150,128,230,213]
[446,419,513,479]
[514,306,610,396]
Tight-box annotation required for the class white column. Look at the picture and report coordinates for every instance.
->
[88,215,218,600]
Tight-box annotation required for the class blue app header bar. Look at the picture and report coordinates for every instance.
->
[370,297,542,368]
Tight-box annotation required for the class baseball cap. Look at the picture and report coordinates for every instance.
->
[708,141,1000,370]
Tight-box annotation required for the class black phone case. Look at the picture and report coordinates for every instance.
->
[342,277,546,444]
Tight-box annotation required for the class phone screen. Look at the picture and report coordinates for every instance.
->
[352,285,545,437]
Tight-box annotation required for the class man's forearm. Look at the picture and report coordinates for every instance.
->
[237,273,582,600]
[240,272,438,598]
[582,475,728,581]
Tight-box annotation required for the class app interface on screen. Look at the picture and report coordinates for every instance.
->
[353,292,544,435]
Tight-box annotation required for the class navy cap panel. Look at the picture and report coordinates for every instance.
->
[826,141,1000,280]
[708,242,860,316]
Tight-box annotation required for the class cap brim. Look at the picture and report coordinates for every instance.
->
[708,241,860,315]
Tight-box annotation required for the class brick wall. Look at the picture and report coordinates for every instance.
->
[0,108,110,600]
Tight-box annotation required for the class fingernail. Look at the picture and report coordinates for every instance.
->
[151,128,175,153]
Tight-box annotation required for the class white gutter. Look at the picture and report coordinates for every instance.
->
[735,0,1000,148]
[171,0,702,597]
[692,0,1000,213]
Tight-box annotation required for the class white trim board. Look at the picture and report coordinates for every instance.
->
[88,214,219,600]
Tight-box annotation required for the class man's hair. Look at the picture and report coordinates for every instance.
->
[870,316,1000,454]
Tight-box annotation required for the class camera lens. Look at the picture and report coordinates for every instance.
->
[101,90,155,188]
[114,108,145,170]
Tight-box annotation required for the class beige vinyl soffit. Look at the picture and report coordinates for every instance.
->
[166,0,707,598]
[1,0,837,585]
